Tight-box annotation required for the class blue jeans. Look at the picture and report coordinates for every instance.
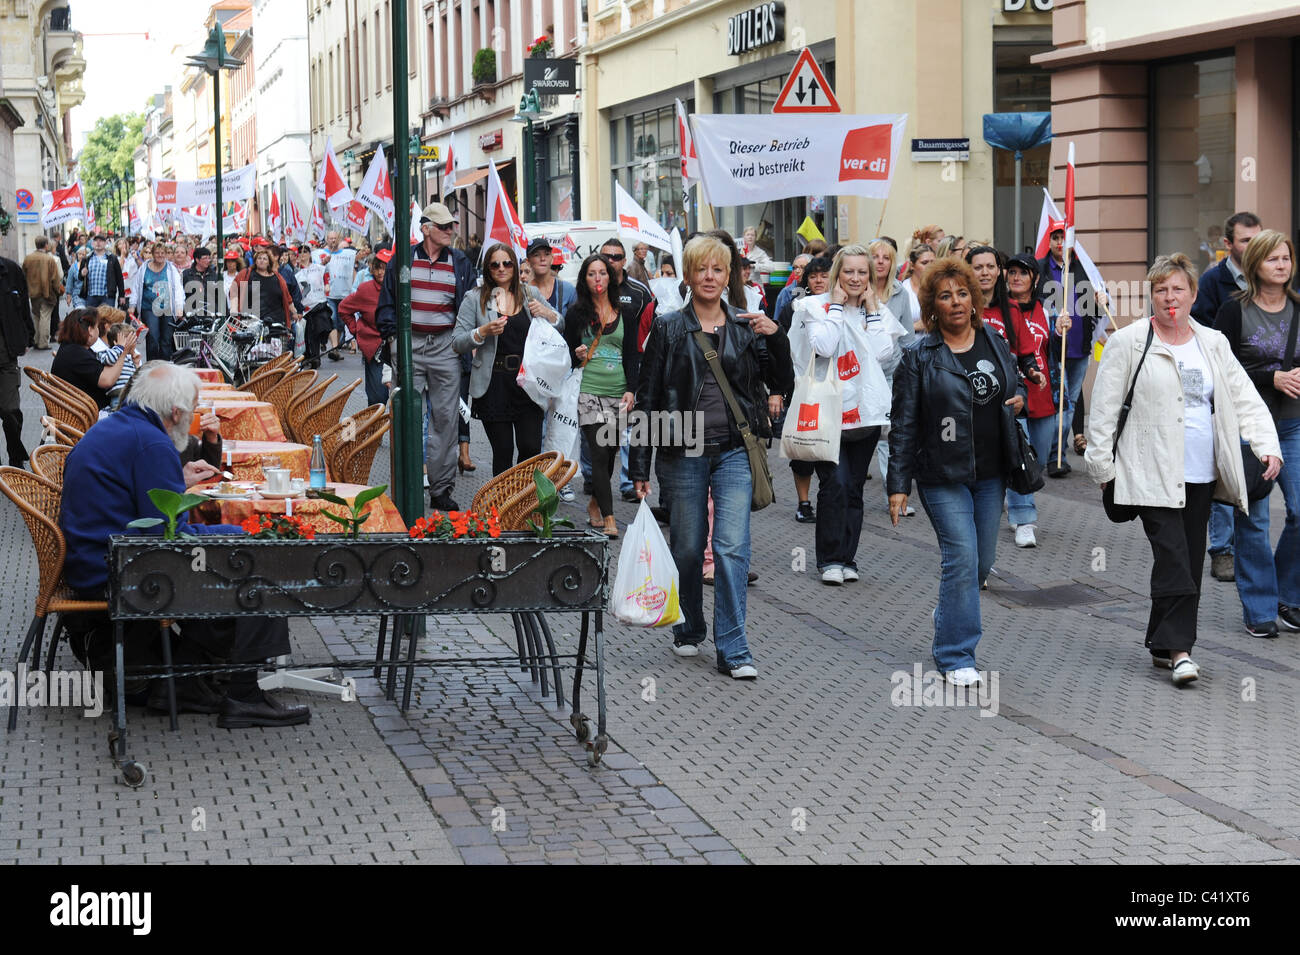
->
[917,477,1004,672]
[363,354,386,407]
[1208,501,1235,556]
[144,309,174,362]
[327,297,345,336]
[1233,419,1300,625]
[1048,354,1089,465]
[1005,415,1055,526]
[658,447,754,670]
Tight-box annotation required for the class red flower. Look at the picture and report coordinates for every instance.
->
[241,516,261,535]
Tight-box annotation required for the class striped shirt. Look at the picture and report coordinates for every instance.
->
[87,253,109,297]
[410,254,457,334]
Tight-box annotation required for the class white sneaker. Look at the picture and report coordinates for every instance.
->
[672,642,699,658]
[821,566,844,586]
[1015,524,1037,548]
[944,667,982,687]
[841,567,859,583]
[904,505,916,516]
[729,664,758,680]
[1171,658,1200,685]
[558,485,576,503]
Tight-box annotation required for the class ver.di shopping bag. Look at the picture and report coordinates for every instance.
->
[611,500,682,627]
[780,354,842,462]
[516,315,572,408]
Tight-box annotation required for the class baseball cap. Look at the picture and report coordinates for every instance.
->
[526,237,552,256]
[374,248,393,263]
[1048,219,1066,236]
[419,201,455,226]
[1005,252,1038,274]
[224,250,241,261]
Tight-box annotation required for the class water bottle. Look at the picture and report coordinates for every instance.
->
[310,434,327,489]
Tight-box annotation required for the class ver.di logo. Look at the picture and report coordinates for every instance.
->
[839,124,892,182]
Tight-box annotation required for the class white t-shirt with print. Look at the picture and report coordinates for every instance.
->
[1167,336,1216,483]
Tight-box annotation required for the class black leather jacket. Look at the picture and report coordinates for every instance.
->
[887,325,1028,495]
[630,300,793,481]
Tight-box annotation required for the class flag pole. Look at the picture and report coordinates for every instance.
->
[1056,242,1072,469]
[874,198,888,240]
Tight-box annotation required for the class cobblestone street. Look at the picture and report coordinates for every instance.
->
[4,349,1298,864]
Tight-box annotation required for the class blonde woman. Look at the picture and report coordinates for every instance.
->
[1086,254,1280,684]
[902,242,937,333]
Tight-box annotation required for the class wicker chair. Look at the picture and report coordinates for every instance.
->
[285,374,336,443]
[338,411,390,484]
[499,457,579,531]
[469,452,564,516]
[39,416,84,447]
[242,366,286,401]
[298,377,360,446]
[43,377,99,422]
[0,467,108,731]
[266,369,316,439]
[31,382,96,433]
[30,444,71,487]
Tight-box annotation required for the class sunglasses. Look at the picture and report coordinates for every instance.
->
[604,253,625,262]
[489,260,514,270]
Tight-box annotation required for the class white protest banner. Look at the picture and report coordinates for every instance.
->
[614,182,673,253]
[690,113,907,206]
[356,144,395,230]
[41,182,85,227]
[172,163,257,207]
[154,179,177,214]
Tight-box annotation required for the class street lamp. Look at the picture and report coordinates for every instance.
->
[511,89,546,222]
[186,24,243,255]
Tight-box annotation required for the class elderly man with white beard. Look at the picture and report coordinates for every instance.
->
[59,361,310,728]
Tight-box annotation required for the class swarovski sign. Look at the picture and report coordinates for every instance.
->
[524,57,577,94]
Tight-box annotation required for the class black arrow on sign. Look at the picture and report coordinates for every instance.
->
[795,77,820,105]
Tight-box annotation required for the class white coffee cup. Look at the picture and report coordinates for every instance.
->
[266,468,291,493]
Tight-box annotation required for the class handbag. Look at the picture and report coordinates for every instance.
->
[780,354,842,462]
[1101,323,1155,523]
[691,329,774,511]
[1007,419,1045,494]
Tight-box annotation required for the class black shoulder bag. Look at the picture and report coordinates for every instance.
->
[1102,323,1155,523]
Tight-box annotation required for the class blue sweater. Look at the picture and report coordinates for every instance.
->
[60,402,240,594]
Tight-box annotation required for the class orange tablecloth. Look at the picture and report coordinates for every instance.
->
[202,382,233,391]
[210,400,285,442]
[217,440,312,481]
[193,482,405,534]
[200,389,256,402]
[195,368,225,384]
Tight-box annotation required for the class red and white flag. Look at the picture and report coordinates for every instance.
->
[127,202,141,234]
[1063,141,1076,251]
[615,182,673,252]
[268,189,283,243]
[344,199,370,233]
[675,99,700,189]
[310,202,327,240]
[356,144,395,231]
[86,202,97,233]
[315,136,353,208]
[41,182,86,228]
[562,234,578,256]
[1034,187,1109,355]
[288,197,306,242]
[441,141,456,198]
[484,161,527,263]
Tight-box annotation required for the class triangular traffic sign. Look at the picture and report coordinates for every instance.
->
[773,48,839,113]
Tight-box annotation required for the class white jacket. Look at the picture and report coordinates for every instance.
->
[790,293,904,430]
[127,260,185,317]
[1085,318,1281,512]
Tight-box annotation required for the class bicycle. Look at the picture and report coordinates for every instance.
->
[173,310,290,386]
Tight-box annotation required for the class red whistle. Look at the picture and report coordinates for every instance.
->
[1168,305,1177,319]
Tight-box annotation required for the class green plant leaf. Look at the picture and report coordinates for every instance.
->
[534,468,557,512]
[125,517,164,531]
[322,512,349,527]
[147,487,184,517]
[552,517,575,528]
[354,510,371,526]
[526,518,540,534]
[316,491,347,507]
[354,485,388,509]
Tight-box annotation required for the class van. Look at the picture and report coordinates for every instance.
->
[524,220,622,284]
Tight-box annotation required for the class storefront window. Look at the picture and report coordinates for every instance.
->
[993,42,1052,253]
[609,102,693,234]
[544,124,573,221]
[715,67,836,263]
[1152,54,1236,267]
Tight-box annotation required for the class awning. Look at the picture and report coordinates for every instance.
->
[450,160,513,191]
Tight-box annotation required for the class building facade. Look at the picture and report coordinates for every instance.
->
[2,1,86,252]
[254,0,313,241]
[582,0,1054,263]
[1037,0,1299,319]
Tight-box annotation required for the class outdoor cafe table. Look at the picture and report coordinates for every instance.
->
[201,381,233,391]
[208,400,285,442]
[192,482,407,534]
[194,368,225,385]
[200,389,256,402]
[216,439,312,481]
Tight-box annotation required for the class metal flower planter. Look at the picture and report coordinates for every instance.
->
[105,531,610,787]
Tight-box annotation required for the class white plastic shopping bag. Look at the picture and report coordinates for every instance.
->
[542,369,582,460]
[516,316,572,407]
[611,500,682,628]
[780,354,842,462]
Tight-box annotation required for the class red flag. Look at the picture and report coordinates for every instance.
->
[287,197,306,242]
[268,189,282,242]
[1064,141,1076,249]
[484,161,527,263]
[356,144,395,230]
[315,136,354,208]
[442,142,455,198]
[344,199,369,232]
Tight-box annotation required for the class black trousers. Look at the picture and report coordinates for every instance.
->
[581,422,618,518]
[482,403,544,476]
[1138,482,1216,654]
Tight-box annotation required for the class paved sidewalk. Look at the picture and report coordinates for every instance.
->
[4,347,1299,863]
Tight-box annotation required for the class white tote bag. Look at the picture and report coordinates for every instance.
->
[542,369,582,460]
[612,500,682,628]
[780,354,842,462]
[516,316,572,407]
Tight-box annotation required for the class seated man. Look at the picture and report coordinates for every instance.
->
[59,360,310,728]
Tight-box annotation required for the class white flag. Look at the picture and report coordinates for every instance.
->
[614,182,673,253]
